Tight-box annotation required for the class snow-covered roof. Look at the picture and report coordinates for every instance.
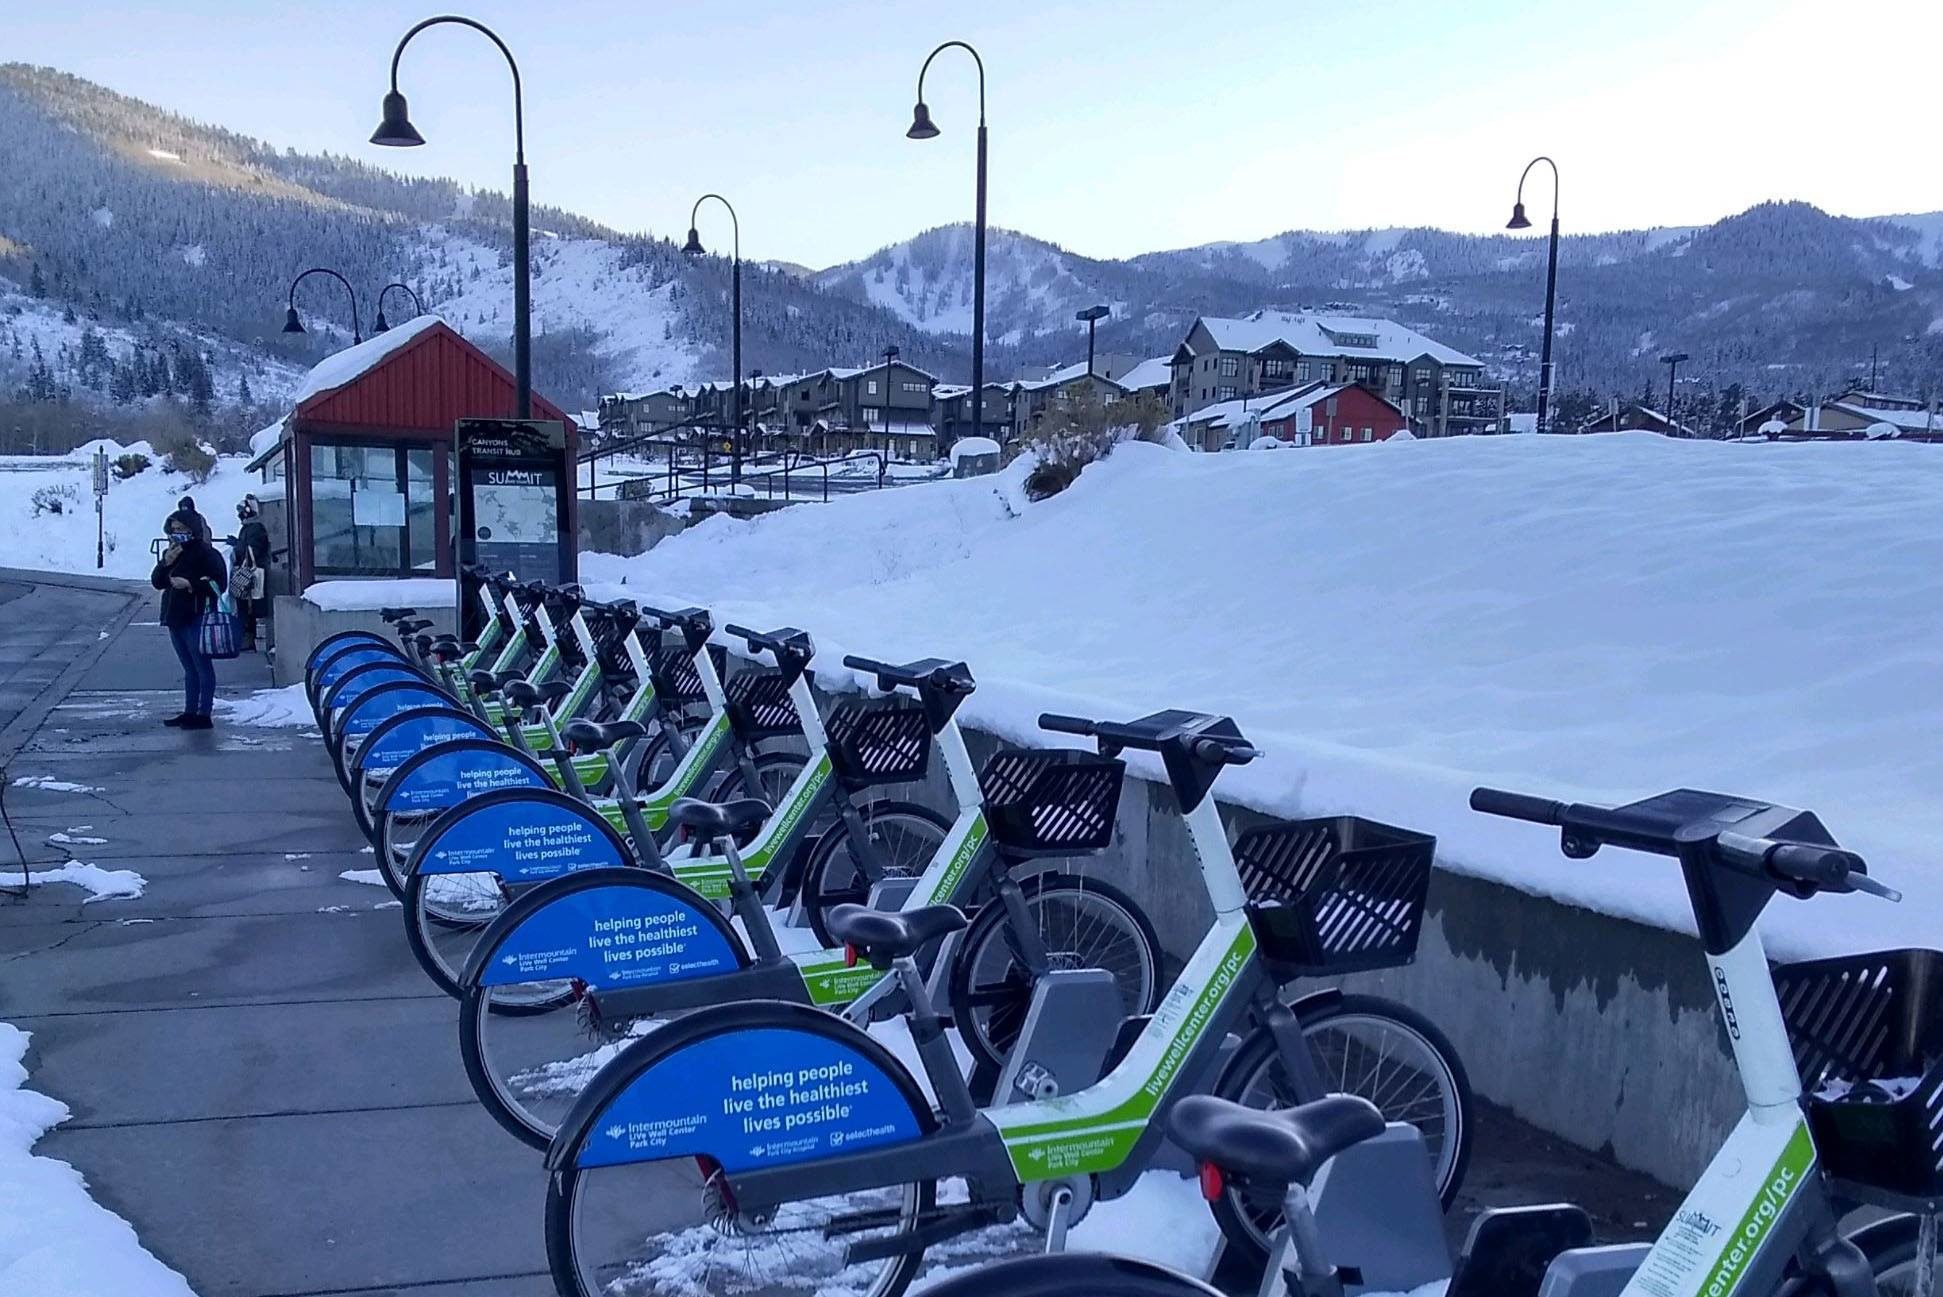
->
[1016,361,1127,394]
[1116,355,1174,392]
[1178,393,1271,431]
[933,383,971,399]
[1194,309,1482,368]
[290,314,443,408]
[248,417,286,460]
[1828,402,1940,433]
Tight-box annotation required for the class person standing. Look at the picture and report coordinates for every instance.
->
[151,508,227,729]
[231,494,270,652]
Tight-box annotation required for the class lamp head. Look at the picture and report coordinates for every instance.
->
[1076,304,1109,323]
[1506,201,1531,231]
[373,310,391,334]
[370,91,426,147]
[682,227,705,256]
[906,101,940,140]
[281,306,305,335]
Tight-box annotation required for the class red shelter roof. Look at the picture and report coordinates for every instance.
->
[291,316,572,435]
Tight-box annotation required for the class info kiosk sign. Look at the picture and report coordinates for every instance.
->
[455,417,577,634]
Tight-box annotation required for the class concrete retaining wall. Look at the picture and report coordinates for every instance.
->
[890,711,1734,1189]
[268,596,457,686]
[578,498,692,557]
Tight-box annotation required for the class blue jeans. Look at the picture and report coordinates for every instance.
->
[169,621,215,717]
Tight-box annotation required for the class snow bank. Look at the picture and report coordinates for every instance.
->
[588,435,1943,959]
[950,436,1001,461]
[301,578,453,611]
[0,1025,198,1296]
[0,450,260,580]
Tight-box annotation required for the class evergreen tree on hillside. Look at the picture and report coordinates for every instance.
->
[29,263,45,298]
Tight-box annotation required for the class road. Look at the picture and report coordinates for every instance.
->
[0,568,1673,1297]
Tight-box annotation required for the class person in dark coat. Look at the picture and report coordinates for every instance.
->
[151,508,227,729]
[232,494,271,652]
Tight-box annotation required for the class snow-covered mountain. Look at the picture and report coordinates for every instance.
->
[2,61,1940,421]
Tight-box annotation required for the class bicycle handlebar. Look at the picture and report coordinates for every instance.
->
[1468,788,1566,826]
[843,654,975,695]
[724,624,813,660]
[1038,713,1095,737]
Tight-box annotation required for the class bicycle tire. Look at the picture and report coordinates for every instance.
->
[798,801,957,948]
[946,871,1162,1074]
[1207,993,1473,1264]
[918,1253,1223,1297]
[1774,1213,1924,1296]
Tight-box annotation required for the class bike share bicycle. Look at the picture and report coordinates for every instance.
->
[538,706,1472,1297]
[395,625,953,1000]
[929,783,1939,1297]
[455,652,1163,1148]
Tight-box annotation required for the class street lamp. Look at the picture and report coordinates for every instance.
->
[1660,352,1690,436]
[373,282,426,333]
[372,16,531,418]
[881,343,900,457]
[909,41,987,445]
[683,194,743,485]
[282,267,362,344]
[1507,156,1560,434]
[1076,304,1108,378]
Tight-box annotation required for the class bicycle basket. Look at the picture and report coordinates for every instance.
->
[1775,947,1943,1204]
[827,697,932,787]
[724,666,800,740]
[1239,816,1435,976]
[648,646,706,704]
[977,749,1125,856]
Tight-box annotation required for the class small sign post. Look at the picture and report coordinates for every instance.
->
[454,417,575,636]
[91,449,109,570]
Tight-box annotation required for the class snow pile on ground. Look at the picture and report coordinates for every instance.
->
[11,863,146,902]
[0,1025,198,1295]
[588,434,1943,959]
[213,684,312,728]
[0,444,260,580]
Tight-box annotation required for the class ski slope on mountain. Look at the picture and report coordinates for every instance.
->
[585,433,1943,959]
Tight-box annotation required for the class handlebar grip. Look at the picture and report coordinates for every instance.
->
[842,654,892,675]
[1038,713,1096,737]
[723,623,764,645]
[1470,788,1567,825]
[928,667,974,693]
[1767,843,1865,888]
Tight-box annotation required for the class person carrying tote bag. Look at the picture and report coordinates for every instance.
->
[231,494,270,652]
[150,508,229,730]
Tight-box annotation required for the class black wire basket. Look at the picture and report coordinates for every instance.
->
[977,749,1125,856]
[827,697,932,787]
[1239,815,1435,976]
[648,645,707,704]
[1775,947,1943,1205]
[724,666,801,740]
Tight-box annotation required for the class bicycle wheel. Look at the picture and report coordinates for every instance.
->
[798,801,956,949]
[1774,1214,1926,1296]
[946,872,1162,1074]
[403,871,570,1006]
[919,1254,1223,1297]
[376,806,442,899]
[1207,993,1472,1264]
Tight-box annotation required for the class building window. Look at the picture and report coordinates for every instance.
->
[1262,358,1292,382]
[1362,428,1373,442]
[1296,361,1314,383]
[1414,396,1429,415]
[1216,385,1238,401]
[862,406,880,425]
[867,379,879,395]
[902,381,926,393]
[309,441,439,577]
[1218,356,1239,377]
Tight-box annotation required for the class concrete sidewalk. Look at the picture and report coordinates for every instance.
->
[1,576,553,1296]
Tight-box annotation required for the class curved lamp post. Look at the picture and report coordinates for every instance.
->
[1076,304,1108,377]
[282,267,362,344]
[682,195,743,485]
[908,41,987,445]
[1507,156,1560,434]
[373,282,427,333]
[372,15,530,417]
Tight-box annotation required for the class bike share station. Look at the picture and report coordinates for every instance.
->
[297,432,1940,1297]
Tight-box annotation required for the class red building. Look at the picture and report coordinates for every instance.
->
[247,317,575,589]
[1258,382,1409,445]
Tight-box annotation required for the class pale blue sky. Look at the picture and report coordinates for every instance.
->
[8,0,1938,268]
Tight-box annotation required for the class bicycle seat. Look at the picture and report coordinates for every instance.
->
[562,719,647,750]
[667,796,771,841]
[467,670,503,696]
[380,606,417,621]
[826,903,967,968]
[503,680,568,710]
[428,641,468,663]
[1167,1094,1384,1189]
[399,618,434,635]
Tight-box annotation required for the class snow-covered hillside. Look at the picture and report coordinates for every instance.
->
[0,443,259,579]
[584,434,1943,960]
